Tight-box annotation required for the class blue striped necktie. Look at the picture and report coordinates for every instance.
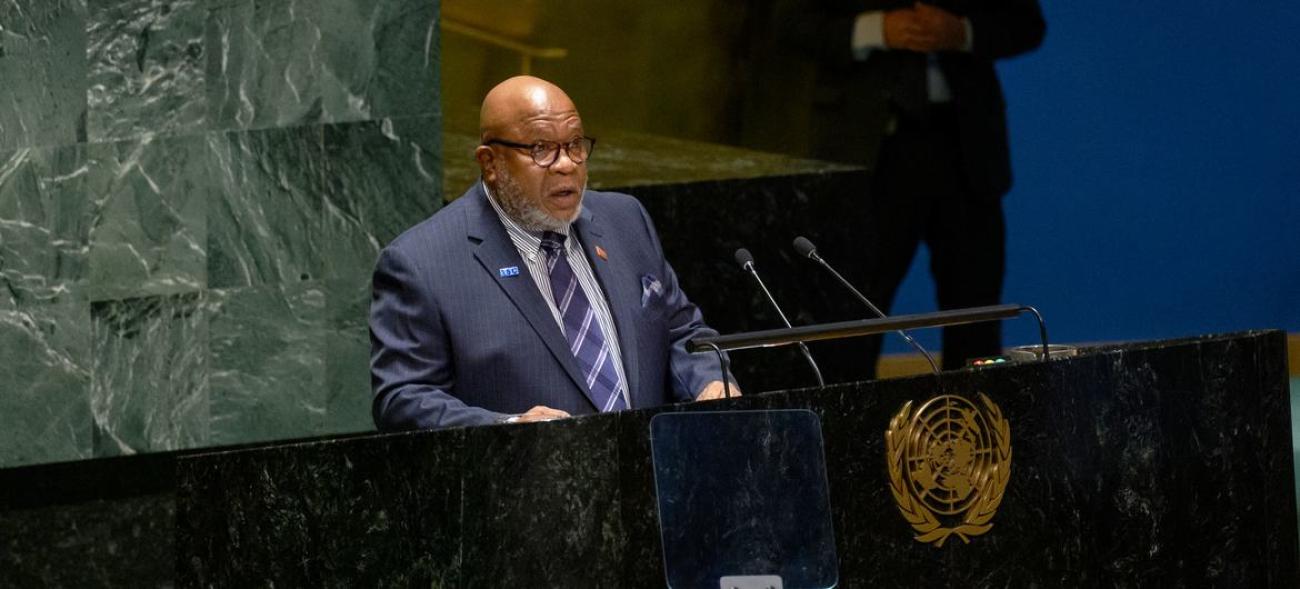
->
[539,231,627,413]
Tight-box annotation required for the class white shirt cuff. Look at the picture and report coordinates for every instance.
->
[853,12,975,56]
[852,11,886,60]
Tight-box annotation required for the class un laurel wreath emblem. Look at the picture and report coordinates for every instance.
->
[886,393,1012,547]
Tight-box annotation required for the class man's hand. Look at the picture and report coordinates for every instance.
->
[883,7,922,50]
[695,380,742,402]
[514,405,571,423]
[884,3,967,53]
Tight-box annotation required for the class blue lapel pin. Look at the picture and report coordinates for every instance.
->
[499,266,520,278]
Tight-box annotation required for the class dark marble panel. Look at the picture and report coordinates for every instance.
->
[0,301,92,467]
[8,332,1293,586]
[90,292,209,456]
[458,417,627,587]
[1257,332,1300,585]
[0,450,177,510]
[208,281,326,445]
[323,278,373,435]
[176,430,464,587]
[318,0,440,122]
[967,360,1100,579]
[0,143,91,307]
[927,360,1095,584]
[0,493,174,588]
[86,133,208,301]
[320,115,441,280]
[623,170,878,391]
[0,0,88,150]
[1200,334,1299,585]
[86,0,206,142]
[930,338,1297,587]
[612,406,676,586]
[1058,346,1207,581]
[206,125,324,288]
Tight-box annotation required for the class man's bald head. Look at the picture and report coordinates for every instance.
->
[479,76,580,141]
[475,76,589,233]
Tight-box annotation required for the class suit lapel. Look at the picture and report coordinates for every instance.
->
[573,204,644,408]
[463,185,593,406]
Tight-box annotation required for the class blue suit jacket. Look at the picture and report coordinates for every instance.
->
[370,183,730,431]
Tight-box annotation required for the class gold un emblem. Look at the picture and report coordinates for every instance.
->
[886,393,1011,547]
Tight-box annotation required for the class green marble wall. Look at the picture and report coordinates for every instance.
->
[0,0,441,468]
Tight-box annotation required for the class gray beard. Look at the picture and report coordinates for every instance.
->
[490,164,582,233]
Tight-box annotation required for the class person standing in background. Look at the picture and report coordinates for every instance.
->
[774,0,1045,373]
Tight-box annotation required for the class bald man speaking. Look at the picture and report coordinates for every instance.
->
[369,76,738,431]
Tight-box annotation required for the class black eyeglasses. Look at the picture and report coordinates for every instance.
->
[482,136,597,168]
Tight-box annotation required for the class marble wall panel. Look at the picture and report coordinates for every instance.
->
[0,302,92,467]
[318,0,440,121]
[315,115,441,435]
[86,133,208,301]
[91,292,209,456]
[205,0,328,130]
[0,0,444,469]
[323,278,373,434]
[206,125,324,288]
[205,0,439,133]
[86,0,206,142]
[0,144,91,307]
[208,281,326,445]
[0,0,88,150]
[320,115,440,280]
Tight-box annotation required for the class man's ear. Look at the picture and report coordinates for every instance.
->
[475,146,496,183]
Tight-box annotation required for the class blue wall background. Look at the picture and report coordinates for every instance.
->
[887,0,1300,352]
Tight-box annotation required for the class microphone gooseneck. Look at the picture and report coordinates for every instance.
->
[792,236,940,374]
[734,248,826,388]
[699,341,732,400]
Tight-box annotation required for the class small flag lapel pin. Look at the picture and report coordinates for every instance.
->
[595,246,608,260]
[499,266,520,277]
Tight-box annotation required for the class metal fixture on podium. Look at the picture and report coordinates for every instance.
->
[689,304,1050,366]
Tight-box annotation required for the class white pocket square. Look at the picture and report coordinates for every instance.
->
[640,274,663,306]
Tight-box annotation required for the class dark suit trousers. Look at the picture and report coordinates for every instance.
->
[861,105,1006,373]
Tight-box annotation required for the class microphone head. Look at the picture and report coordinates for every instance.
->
[792,236,818,259]
[734,248,755,269]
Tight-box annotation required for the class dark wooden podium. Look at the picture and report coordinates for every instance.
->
[2,331,1296,586]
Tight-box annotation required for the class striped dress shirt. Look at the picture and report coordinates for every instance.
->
[482,182,632,409]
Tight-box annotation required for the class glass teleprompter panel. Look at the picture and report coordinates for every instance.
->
[651,410,838,589]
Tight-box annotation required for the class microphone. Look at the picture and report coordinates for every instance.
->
[792,236,939,374]
[734,248,826,387]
